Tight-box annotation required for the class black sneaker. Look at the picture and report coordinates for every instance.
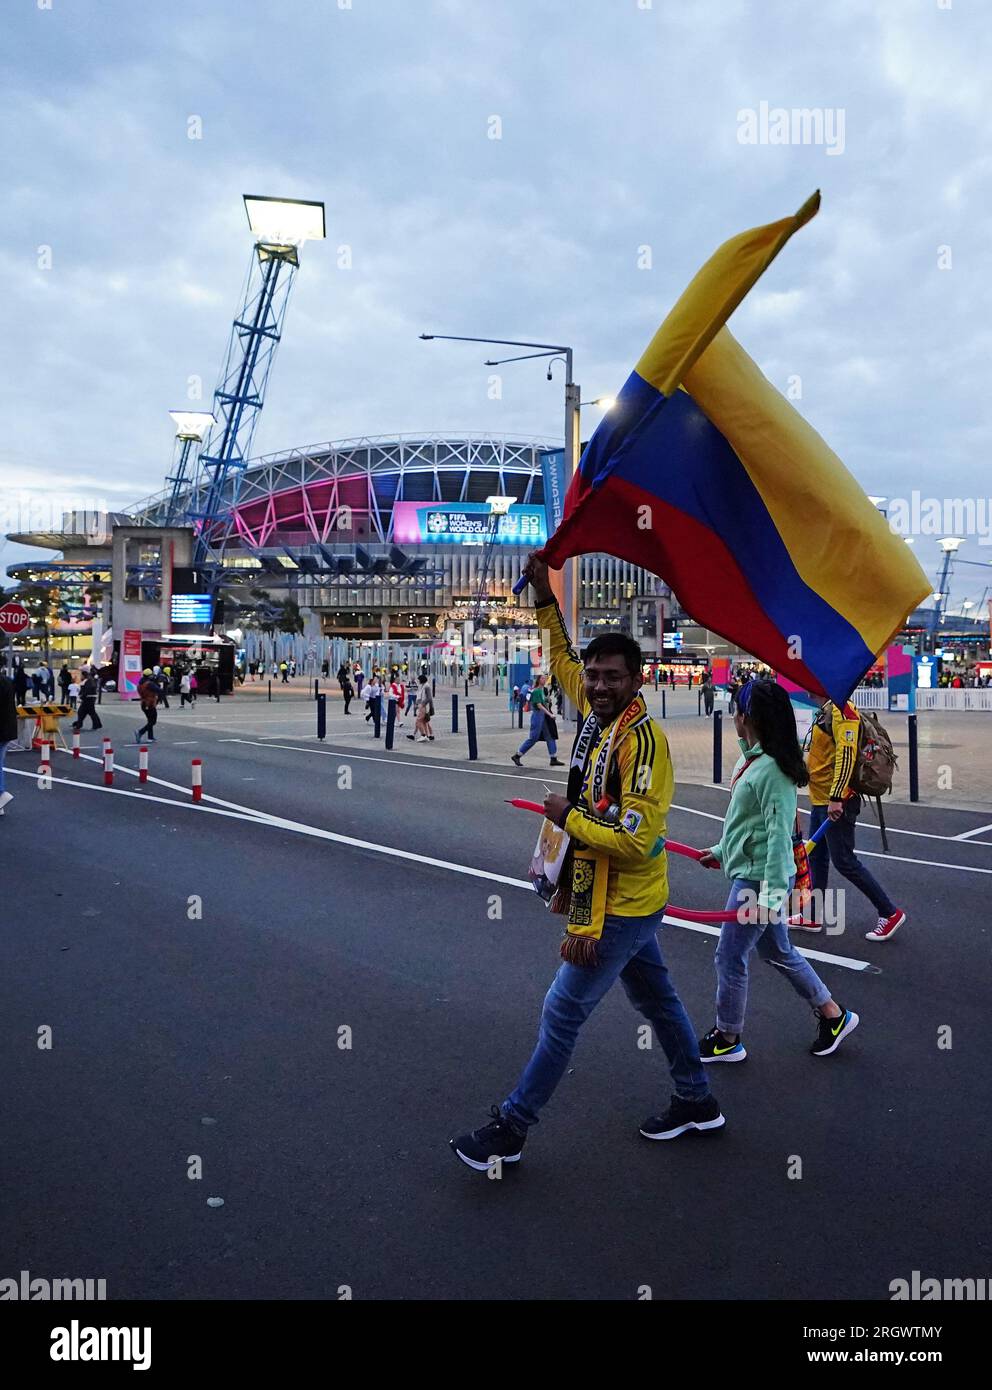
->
[698,1027,747,1063]
[640,1093,725,1140]
[450,1105,526,1171]
[549,758,565,767]
[810,1007,859,1057]
[510,753,522,767]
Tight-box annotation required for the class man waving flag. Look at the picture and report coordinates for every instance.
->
[538,193,930,706]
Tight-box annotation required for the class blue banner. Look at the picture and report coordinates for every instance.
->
[539,448,566,537]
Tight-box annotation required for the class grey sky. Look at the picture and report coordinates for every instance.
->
[2,0,990,610]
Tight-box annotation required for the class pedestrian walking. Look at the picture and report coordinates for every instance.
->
[188,671,198,705]
[153,665,170,708]
[702,670,715,716]
[364,675,382,726]
[406,675,434,742]
[696,678,859,1062]
[134,669,160,742]
[72,670,103,731]
[179,670,193,708]
[451,554,723,1172]
[67,677,80,709]
[353,663,364,696]
[0,668,17,817]
[12,662,28,705]
[510,673,564,769]
[790,698,906,943]
[388,674,405,728]
[58,664,71,702]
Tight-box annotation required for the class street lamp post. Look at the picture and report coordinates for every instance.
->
[419,332,580,652]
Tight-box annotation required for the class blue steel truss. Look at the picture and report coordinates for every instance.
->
[189,243,299,564]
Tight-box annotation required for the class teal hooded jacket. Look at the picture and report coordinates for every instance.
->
[709,741,798,911]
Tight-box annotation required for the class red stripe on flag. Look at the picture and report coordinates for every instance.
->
[542,475,826,696]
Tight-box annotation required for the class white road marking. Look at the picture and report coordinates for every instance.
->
[8,762,876,972]
[215,738,992,863]
[953,821,992,841]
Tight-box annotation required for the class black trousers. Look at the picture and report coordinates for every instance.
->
[74,698,102,730]
[136,706,158,739]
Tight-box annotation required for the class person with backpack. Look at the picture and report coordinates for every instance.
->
[790,698,906,942]
[134,669,161,742]
[696,679,859,1061]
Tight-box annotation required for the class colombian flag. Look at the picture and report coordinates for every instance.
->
[539,193,931,706]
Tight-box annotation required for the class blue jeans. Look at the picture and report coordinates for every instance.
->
[517,710,557,758]
[503,910,710,1128]
[715,878,831,1036]
[809,799,895,919]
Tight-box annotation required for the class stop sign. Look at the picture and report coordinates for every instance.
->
[0,602,30,635]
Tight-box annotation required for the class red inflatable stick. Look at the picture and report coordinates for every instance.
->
[505,798,547,814]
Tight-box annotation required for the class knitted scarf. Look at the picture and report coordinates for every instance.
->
[555,693,649,967]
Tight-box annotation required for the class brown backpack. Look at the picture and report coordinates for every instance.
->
[850,707,897,797]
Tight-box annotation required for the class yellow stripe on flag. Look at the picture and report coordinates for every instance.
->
[683,328,932,657]
[636,191,821,398]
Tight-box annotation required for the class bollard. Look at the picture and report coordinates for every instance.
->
[316,693,326,742]
[495,676,500,697]
[452,693,459,734]
[72,728,81,759]
[517,698,523,730]
[661,689,667,719]
[102,735,112,755]
[697,690,702,716]
[39,740,52,780]
[908,713,919,803]
[432,677,436,697]
[385,699,396,750]
[314,678,320,702]
[712,710,723,784]
[654,671,659,691]
[103,747,114,786]
[191,758,203,802]
[466,702,478,761]
[372,694,382,740]
[268,680,272,703]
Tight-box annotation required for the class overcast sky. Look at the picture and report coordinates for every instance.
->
[2,0,990,609]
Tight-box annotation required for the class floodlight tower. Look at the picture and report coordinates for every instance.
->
[191,195,326,566]
[164,411,216,525]
[930,536,965,645]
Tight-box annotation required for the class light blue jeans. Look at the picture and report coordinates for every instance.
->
[715,877,831,1036]
[517,709,557,758]
[504,910,710,1128]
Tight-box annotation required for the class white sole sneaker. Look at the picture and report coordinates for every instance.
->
[639,1114,726,1140]
[865,911,906,941]
[812,1010,860,1057]
[450,1146,523,1172]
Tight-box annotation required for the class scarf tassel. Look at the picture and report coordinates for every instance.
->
[560,933,599,968]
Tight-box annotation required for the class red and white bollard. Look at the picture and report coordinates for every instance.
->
[103,747,114,786]
[102,735,112,758]
[191,758,203,803]
[39,740,52,780]
[138,744,149,783]
[72,728,81,759]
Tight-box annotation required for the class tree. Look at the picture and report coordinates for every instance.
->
[14,583,58,664]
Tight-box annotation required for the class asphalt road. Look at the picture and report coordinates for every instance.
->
[3,696,991,1301]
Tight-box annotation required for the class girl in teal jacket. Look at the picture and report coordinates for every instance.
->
[697,679,859,1060]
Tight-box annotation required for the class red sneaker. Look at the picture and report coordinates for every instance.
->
[865,909,906,942]
[787,913,823,933]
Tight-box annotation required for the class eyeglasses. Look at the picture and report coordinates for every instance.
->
[582,672,630,688]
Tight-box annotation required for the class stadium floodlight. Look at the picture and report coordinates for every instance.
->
[938,537,965,553]
[485,495,516,517]
[169,411,216,441]
[244,195,326,246]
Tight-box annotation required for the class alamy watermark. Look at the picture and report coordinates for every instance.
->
[885,492,992,545]
[737,102,845,156]
[1,1269,107,1300]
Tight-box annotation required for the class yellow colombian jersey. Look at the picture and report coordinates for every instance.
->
[536,600,673,917]
[807,700,860,805]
